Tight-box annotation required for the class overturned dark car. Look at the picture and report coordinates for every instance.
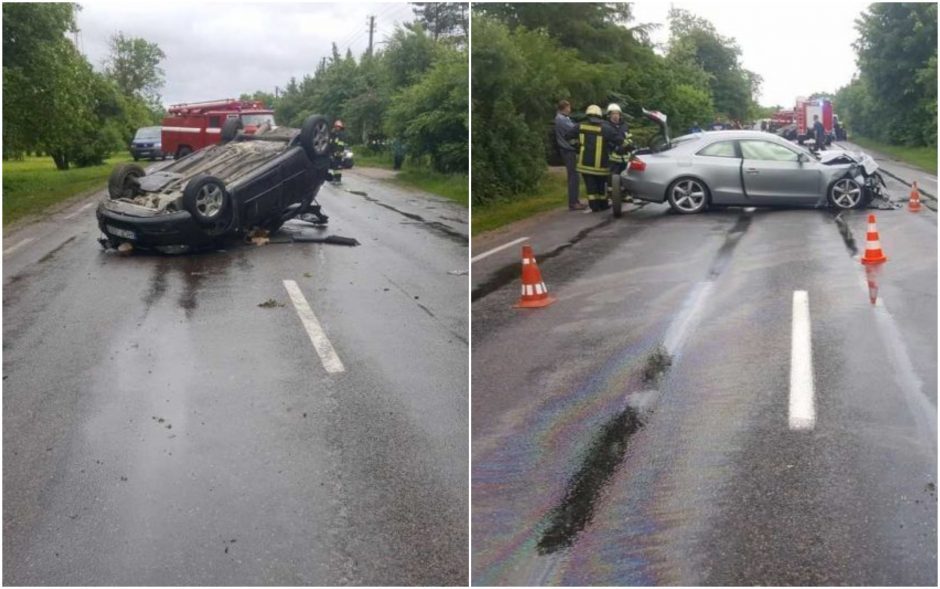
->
[97,115,332,253]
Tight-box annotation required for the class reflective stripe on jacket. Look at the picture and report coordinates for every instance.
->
[576,123,609,175]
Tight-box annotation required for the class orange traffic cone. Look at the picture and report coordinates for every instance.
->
[908,182,922,212]
[860,214,888,265]
[515,244,556,308]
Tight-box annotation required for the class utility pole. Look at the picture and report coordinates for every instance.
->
[367,15,375,57]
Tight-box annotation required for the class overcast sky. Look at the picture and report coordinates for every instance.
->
[629,0,872,106]
[74,1,418,106]
[75,1,871,109]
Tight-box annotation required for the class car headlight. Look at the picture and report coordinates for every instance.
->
[346,151,354,157]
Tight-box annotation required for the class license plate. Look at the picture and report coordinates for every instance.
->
[106,225,136,240]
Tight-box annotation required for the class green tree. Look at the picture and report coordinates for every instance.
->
[103,32,166,108]
[386,47,467,173]
[411,2,468,43]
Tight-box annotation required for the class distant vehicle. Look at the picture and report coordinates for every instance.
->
[161,98,276,160]
[129,126,166,161]
[612,113,886,215]
[98,115,331,253]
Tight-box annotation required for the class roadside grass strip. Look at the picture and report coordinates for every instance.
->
[789,290,816,430]
[283,279,345,374]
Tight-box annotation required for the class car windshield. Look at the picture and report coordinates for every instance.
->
[789,141,819,160]
[134,127,161,140]
[242,114,275,126]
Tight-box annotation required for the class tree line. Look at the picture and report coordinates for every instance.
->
[243,3,468,175]
[834,3,937,147]
[3,3,165,169]
[472,3,762,205]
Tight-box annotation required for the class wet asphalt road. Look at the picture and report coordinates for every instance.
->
[3,169,468,585]
[471,164,937,584]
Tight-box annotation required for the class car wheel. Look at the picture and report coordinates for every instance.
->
[221,118,243,143]
[183,175,230,224]
[828,177,864,209]
[176,146,192,159]
[666,177,709,214]
[611,174,623,218]
[299,115,331,161]
[108,163,146,199]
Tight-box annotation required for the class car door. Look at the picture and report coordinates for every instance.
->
[692,140,746,204]
[740,139,822,204]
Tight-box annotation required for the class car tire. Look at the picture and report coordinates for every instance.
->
[828,176,866,209]
[299,115,331,161]
[176,146,192,159]
[183,175,230,224]
[666,177,709,214]
[221,118,243,143]
[108,163,146,199]
[611,174,623,218]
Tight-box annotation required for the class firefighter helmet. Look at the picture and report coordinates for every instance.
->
[606,103,622,114]
[333,120,345,130]
[585,104,603,117]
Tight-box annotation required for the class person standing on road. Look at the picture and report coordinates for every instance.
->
[555,100,585,211]
[566,104,619,212]
[330,120,348,183]
[812,114,826,150]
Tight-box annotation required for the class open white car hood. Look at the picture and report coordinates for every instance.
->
[818,149,879,175]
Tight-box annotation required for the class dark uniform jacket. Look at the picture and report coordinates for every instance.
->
[566,116,620,176]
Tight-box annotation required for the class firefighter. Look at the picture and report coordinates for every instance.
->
[330,119,348,183]
[812,114,826,151]
[606,103,630,176]
[566,104,620,212]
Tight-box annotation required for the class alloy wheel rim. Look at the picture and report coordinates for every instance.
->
[674,180,705,211]
[313,122,330,154]
[196,184,223,217]
[833,179,861,207]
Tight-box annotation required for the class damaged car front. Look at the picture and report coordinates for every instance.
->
[97,114,332,254]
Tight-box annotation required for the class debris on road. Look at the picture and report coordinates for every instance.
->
[290,233,359,246]
[117,242,134,255]
[258,299,285,309]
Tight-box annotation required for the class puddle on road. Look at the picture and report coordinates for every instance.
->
[536,347,672,555]
[831,212,859,256]
[537,405,644,554]
[706,210,753,280]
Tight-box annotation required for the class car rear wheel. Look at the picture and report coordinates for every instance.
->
[828,177,864,209]
[108,163,145,199]
[611,174,623,218]
[666,178,708,214]
[299,115,331,161]
[183,175,230,224]
[176,146,192,159]
[221,117,243,143]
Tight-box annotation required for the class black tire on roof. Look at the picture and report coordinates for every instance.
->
[299,115,331,161]
[108,163,146,199]
[221,117,243,143]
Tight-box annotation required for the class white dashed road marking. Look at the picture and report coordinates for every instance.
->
[63,202,95,220]
[471,236,529,264]
[283,279,345,374]
[4,237,36,256]
[789,290,816,430]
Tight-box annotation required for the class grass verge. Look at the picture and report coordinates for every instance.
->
[353,149,468,206]
[847,136,937,174]
[472,169,568,235]
[3,153,136,226]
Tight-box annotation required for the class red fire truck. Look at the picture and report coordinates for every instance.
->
[161,98,276,159]
[795,97,833,137]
